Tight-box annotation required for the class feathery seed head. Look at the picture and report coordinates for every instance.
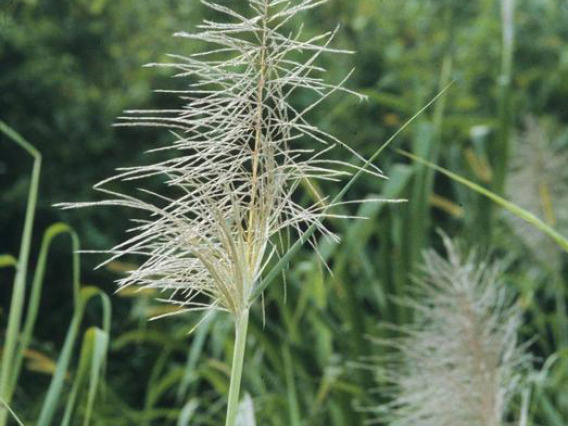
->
[365,236,531,426]
[61,0,384,320]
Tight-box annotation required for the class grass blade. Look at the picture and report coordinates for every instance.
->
[407,54,453,270]
[493,0,517,193]
[397,149,568,252]
[177,400,199,426]
[60,327,109,426]
[283,346,301,426]
[8,224,80,399]
[176,313,216,403]
[0,398,24,426]
[83,327,109,426]
[0,121,41,426]
[250,82,455,303]
[0,255,17,269]
[37,287,111,426]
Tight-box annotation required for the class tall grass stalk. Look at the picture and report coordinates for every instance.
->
[60,1,390,423]
[1,122,111,425]
[37,286,111,426]
[226,309,250,426]
[493,0,516,194]
[405,54,453,299]
[0,122,41,426]
[8,224,80,398]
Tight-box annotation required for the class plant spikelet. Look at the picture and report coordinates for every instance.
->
[60,0,384,320]
[366,236,531,426]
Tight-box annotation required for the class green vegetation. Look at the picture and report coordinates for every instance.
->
[1,0,567,424]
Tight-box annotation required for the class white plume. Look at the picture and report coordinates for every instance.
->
[60,0,385,319]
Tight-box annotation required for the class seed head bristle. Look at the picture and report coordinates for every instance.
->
[362,236,531,426]
[59,0,386,319]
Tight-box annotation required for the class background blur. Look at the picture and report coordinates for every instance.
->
[1,0,567,424]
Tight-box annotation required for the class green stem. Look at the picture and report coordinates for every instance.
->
[225,309,250,426]
[0,122,41,426]
[397,149,568,253]
[494,0,516,194]
[37,310,84,426]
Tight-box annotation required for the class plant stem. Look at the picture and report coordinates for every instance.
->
[0,123,41,426]
[397,149,568,253]
[225,309,250,426]
[493,0,516,194]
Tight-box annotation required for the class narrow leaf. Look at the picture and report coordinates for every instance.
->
[397,149,568,252]
[250,82,455,303]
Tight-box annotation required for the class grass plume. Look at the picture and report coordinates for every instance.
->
[59,1,385,423]
[366,236,531,426]
[60,0,382,322]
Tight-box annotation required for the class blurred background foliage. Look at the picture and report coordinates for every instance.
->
[1,0,568,424]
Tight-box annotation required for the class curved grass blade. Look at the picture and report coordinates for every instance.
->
[60,327,109,426]
[0,121,41,426]
[0,255,17,269]
[397,149,568,253]
[7,223,80,399]
[37,287,111,426]
[112,330,175,350]
[83,327,108,426]
[177,400,199,426]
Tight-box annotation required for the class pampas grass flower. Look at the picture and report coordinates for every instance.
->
[364,236,531,426]
[60,0,386,423]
